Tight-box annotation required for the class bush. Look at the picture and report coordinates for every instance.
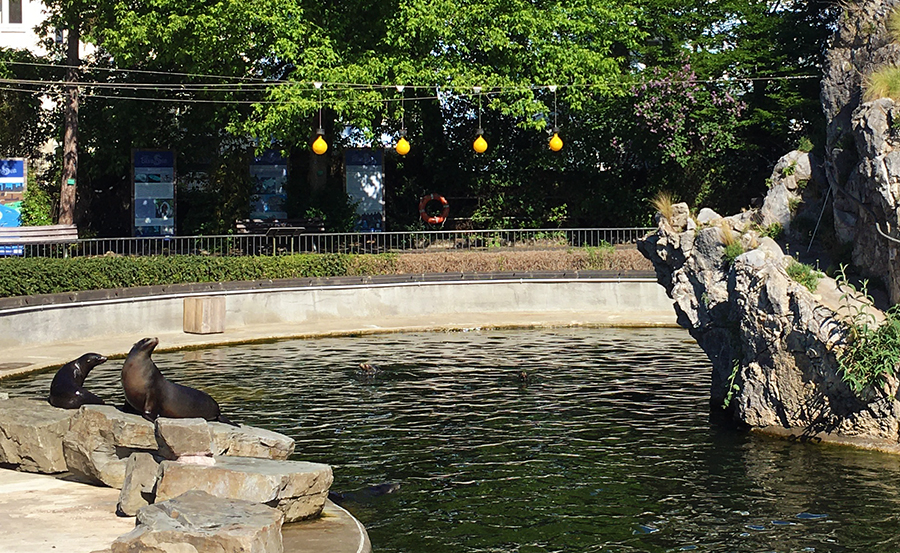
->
[0,248,654,297]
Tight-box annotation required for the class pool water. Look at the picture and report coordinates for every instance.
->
[5,327,900,552]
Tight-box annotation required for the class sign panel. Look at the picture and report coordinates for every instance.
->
[345,149,384,232]
[133,150,175,236]
[249,150,288,220]
[0,158,25,228]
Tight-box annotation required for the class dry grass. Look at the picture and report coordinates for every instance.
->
[346,249,652,275]
[888,8,900,43]
[650,191,675,221]
[718,220,738,247]
[863,66,900,102]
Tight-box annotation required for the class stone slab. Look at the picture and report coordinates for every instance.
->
[155,456,333,522]
[0,398,74,473]
[112,490,283,553]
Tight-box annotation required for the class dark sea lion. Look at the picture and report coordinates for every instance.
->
[328,482,400,505]
[122,337,237,426]
[48,353,108,409]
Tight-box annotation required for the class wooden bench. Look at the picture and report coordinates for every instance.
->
[0,224,79,245]
[0,224,79,256]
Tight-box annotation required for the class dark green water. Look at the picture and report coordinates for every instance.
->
[5,327,900,552]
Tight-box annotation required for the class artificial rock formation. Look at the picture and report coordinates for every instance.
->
[155,456,333,523]
[63,406,295,488]
[639,205,900,445]
[112,490,284,553]
[822,0,900,304]
[0,398,72,473]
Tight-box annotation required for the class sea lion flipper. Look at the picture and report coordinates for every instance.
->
[216,414,240,427]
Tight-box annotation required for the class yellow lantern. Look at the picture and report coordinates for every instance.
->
[549,129,563,152]
[473,128,488,153]
[396,129,410,156]
[311,129,327,155]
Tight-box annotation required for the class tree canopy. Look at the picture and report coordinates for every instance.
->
[4,0,840,233]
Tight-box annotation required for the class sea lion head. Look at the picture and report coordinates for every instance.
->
[131,337,160,356]
[76,353,108,375]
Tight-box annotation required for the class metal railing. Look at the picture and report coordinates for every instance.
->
[8,228,655,258]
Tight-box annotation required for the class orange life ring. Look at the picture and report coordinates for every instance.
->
[419,193,450,225]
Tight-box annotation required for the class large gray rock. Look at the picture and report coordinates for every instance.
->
[111,490,284,553]
[0,398,73,473]
[822,1,900,305]
[209,422,295,460]
[155,417,213,460]
[639,211,900,444]
[117,452,162,517]
[155,456,333,522]
[62,405,156,488]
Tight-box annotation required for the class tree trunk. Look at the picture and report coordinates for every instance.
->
[58,26,79,225]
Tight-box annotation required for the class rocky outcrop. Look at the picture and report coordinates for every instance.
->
[155,456,333,523]
[0,398,72,473]
[822,0,900,304]
[639,205,900,444]
[62,405,295,488]
[112,490,284,553]
[117,452,162,517]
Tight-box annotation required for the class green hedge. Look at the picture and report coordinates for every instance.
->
[0,254,396,297]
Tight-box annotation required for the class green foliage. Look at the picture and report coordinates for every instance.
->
[20,171,54,227]
[785,259,820,292]
[781,161,797,177]
[723,242,744,266]
[759,222,783,240]
[0,254,377,297]
[788,197,802,213]
[836,266,900,394]
[584,241,615,268]
[722,358,741,409]
[864,66,900,102]
[797,136,814,153]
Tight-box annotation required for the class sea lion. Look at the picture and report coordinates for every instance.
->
[328,482,400,505]
[48,353,108,409]
[121,337,237,426]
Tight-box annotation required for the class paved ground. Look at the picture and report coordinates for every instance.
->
[0,468,370,553]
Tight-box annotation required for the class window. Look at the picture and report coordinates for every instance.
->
[8,0,22,24]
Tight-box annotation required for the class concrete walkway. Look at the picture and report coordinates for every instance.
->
[0,468,370,553]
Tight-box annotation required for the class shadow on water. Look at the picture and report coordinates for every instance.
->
[5,327,900,552]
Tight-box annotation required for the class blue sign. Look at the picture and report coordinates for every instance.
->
[0,158,26,229]
[134,150,175,168]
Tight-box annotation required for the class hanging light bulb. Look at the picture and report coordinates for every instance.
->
[312,81,327,155]
[473,86,487,153]
[548,85,562,152]
[474,128,488,153]
[395,85,410,155]
[549,127,563,152]
[396,130,410,156]
[312,128,328,155]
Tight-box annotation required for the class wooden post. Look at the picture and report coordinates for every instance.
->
[183,297,226,334]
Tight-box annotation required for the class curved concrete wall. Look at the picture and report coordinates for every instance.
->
[0,277,677,376]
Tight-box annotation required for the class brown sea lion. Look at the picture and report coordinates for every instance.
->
[48,353,108,409]
[121,337,237,426]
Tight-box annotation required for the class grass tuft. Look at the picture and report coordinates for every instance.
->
[650,191,675,221]
[863,66,900,102]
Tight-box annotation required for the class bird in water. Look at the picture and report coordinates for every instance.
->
[357,363,379,377]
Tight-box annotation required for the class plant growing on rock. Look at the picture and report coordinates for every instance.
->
[785,259,820,292]
[863,66,900,102]
[650,191,676,221]
[720,221,744,266]
[835,265,900,394]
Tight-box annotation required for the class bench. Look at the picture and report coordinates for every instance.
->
[0,224,79,254]
[234,218,325,255]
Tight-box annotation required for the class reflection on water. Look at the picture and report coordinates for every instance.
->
[4,327,900,552]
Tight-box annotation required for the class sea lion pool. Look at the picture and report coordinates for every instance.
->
[4,327,900,552]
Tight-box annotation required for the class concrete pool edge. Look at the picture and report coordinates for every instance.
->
[0,273,678,379]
